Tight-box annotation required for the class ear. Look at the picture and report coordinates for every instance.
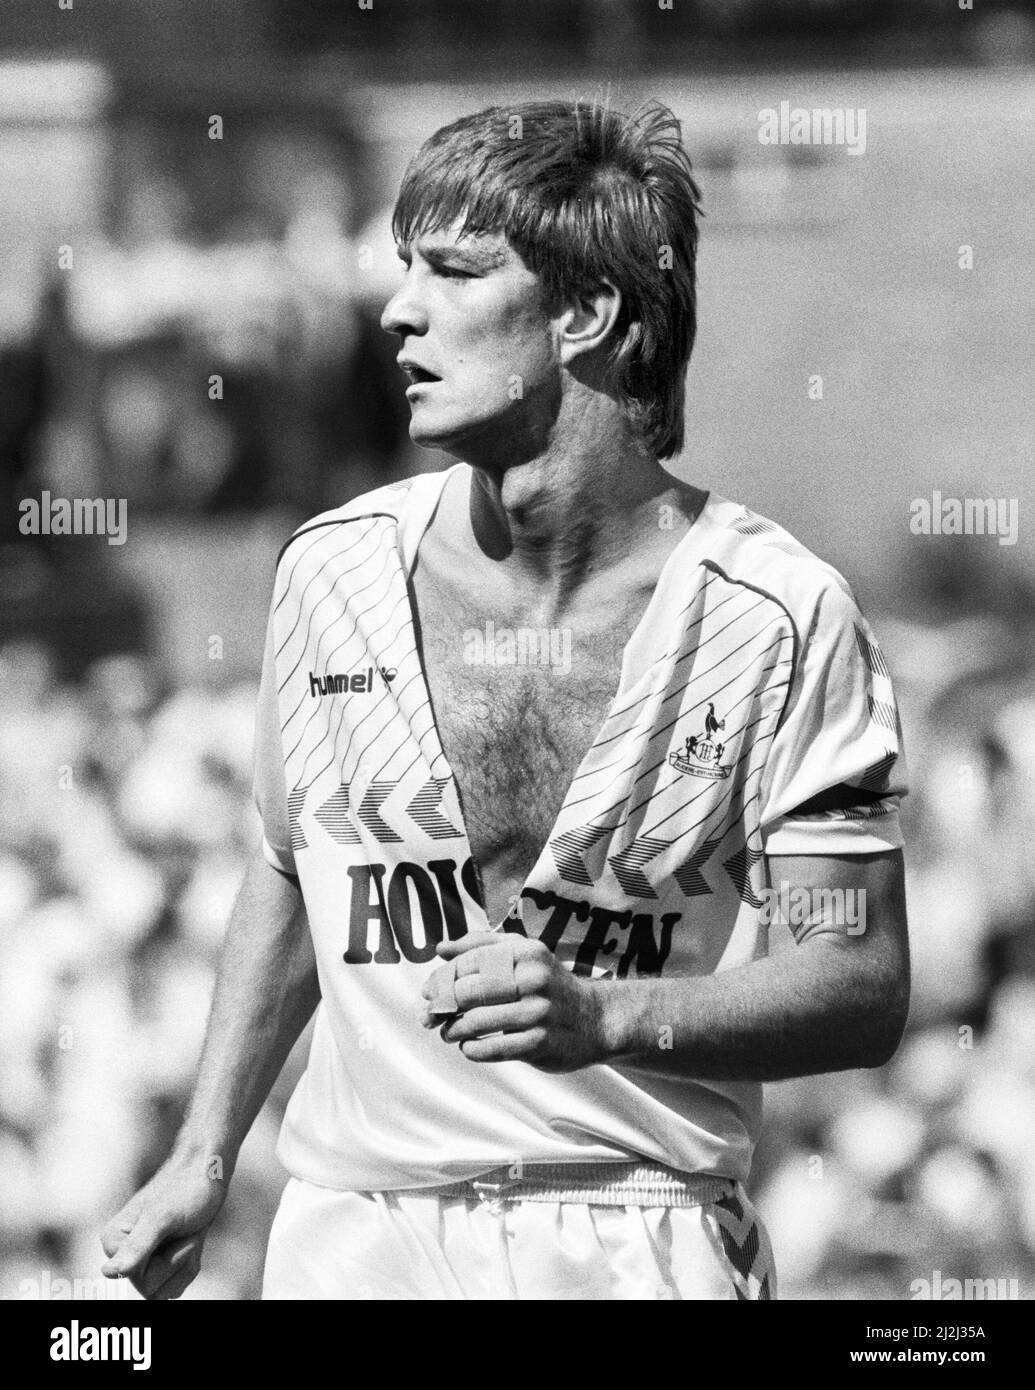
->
[556,279,623,366]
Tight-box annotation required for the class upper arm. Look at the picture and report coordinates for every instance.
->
[760,581,907,861]
[766,847,911,1030]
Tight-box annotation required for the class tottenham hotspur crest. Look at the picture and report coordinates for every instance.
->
[669,703,731,780]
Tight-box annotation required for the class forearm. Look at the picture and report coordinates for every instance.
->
[596,936,909,1082]
[175,848,320,1170]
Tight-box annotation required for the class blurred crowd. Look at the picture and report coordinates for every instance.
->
[0,641,290,1300]
[0,561,1032,1301]
[755,573,1035,1300]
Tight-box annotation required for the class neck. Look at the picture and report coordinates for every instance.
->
[462,401,698,601]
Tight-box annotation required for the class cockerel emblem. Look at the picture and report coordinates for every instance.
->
[669,703,731,780]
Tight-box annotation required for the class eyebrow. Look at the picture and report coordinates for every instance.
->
[402,238,508,272]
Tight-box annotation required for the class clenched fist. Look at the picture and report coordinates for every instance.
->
[421,932,610,1073]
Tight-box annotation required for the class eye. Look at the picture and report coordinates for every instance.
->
[436,263,475,280]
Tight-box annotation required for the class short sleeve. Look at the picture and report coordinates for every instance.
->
[759,582,907,857]
[252,594,297,877]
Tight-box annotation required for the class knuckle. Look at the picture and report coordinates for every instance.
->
[453,978,479,1009]
[520,961,552,993]
[524,997,551,1026]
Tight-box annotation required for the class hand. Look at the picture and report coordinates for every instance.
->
[100,1148,229,1300]
[420,932,608,1073]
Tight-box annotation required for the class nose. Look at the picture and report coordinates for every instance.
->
[380,273,428,339]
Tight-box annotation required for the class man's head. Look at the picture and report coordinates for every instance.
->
[381,99,702,463]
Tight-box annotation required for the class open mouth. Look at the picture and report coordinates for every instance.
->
[400,363,440,386]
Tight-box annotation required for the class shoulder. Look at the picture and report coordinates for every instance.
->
[274,465,465,571]
[698,493,864,639]
[276,478,417,565]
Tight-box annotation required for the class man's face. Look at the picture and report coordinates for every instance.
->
[380,222,561,461]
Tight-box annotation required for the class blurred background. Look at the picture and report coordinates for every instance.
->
[1,0,1033,1301]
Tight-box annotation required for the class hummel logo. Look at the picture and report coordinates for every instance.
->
[309,666,397,698]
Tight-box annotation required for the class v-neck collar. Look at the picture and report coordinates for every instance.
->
[397,463,717,927]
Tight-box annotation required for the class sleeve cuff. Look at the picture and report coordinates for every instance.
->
[262,835,298,878]
[762,809,904,858]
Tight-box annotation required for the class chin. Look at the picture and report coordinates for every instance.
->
[408,412,491,458]
[409,421,463,454]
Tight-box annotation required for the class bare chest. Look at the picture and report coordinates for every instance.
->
[412,578,641,922]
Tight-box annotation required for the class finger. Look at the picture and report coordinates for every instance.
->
[165,1235,202,1269]
[435,932,501,960]
[452,940,515,977]
[441,1000,545,1042]
[101,1213,169,1280]
[452,969,524,1012]
[422,960,459,1016]
[135,1252,180,1300]
[100,1190,147,1260]
[459,1029,546,1063]
[149,1264,196,1302]
[456,945,521,1009]
[149,1241,202,1302]
[100,1216,136,1262]
[136,1234,202,1301]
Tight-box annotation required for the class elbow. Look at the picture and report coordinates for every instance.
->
[859,1020,907,1070]
[856,974,910,1069]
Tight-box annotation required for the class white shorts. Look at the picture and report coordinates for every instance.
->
[262,1174,776,1301]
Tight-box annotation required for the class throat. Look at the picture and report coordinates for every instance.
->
[470,461,706,600]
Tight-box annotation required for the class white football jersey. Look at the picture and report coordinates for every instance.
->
[253,464,906,1190]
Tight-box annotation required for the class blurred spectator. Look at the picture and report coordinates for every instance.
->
[751,545,1035,1300]
[0,641,297,1300]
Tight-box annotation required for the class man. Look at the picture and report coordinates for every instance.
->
[102,99,909,1301]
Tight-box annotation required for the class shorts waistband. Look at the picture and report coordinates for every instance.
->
[407,1162,737,1209]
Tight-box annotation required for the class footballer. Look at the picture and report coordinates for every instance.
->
[103,99,909,1301]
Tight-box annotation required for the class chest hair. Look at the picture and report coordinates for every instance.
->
[413,571,640,887]
[429,654,620,876]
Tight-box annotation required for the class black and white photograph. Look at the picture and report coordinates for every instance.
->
[0,0,1032,1343]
